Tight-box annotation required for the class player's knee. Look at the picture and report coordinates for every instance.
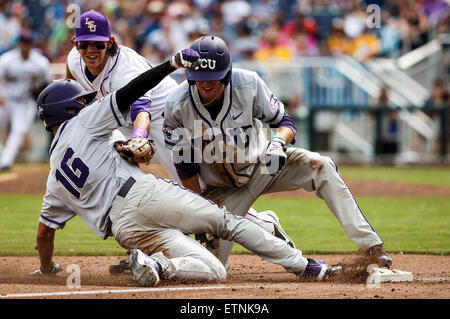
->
[302,150,336,175]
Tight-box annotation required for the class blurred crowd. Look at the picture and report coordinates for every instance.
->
[0,0,448,64]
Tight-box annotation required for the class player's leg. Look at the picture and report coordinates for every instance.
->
[116,228,227,283]
[200,172,297,265]
[0,99,35,169]
[262,147,390,265]
[109,174,310,281]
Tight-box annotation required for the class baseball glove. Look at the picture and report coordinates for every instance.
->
[114,138,156,164]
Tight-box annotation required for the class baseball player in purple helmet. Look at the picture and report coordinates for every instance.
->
[163,35,393,269]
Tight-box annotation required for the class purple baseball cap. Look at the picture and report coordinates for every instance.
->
[74,10,111,42]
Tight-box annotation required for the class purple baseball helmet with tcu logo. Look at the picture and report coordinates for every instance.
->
[74,10,111,42]
[185,35,232,84]
[37,79,97,131]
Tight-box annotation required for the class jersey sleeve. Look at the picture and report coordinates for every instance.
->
[163,100,200,180]
[162,101,188,150]
[78,91,130,137]
[111,50,153,99]
[39,189,76,230]
[252,74,285,126]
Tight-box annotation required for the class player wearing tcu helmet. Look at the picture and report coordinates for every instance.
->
[67,12,293,275]
[32,50,333,285]
[0,31,52,171]
[163,35,393,269]
[65,10,181,182]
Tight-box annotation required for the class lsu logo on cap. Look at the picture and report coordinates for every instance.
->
[85,18,97,32]
[195,59,216,71]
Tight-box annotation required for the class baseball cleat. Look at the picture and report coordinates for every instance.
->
[366,244,393,268]
[262,210,296,248]
[126,249,160,287]
[109,259,130,275]
[301,258,329,281]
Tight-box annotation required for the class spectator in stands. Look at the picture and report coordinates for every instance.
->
[375,85,399,157]
[379,8,402,57]
[398,4,429,51]
[0,0,22,54]
[254,27,293,61]
[231,23,258,61]
[328,18,353,56]
[419,0,449,28]
[426,78,450,107]
[221,0,251,31]
[351,27,381,62]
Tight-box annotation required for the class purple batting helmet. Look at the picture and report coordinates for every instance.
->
[74,10,111,42]
[185,35,232,85]
[36,79,97,131]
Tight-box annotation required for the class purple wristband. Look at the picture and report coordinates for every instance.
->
[132,127,148,139]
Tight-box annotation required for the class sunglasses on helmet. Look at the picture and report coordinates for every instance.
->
[78,42,107,50]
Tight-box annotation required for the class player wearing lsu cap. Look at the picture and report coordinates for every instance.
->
[0,30,52,171]
[65,10,181,182]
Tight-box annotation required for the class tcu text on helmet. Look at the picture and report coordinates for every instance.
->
[195,59,217,71]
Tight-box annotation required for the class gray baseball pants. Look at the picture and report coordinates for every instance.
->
[108,173,308,283]
[202,147,384,266]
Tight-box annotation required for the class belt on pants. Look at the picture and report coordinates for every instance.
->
[118,177,136,198]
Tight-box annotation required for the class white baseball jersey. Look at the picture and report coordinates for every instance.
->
[67,45,178,121]
[0,48,51,100]
[163,68,285,188]
[39,93,146,239]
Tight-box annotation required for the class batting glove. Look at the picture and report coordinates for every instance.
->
[170,48,200,69]
[30,263,62,275]
[264,136,287,175]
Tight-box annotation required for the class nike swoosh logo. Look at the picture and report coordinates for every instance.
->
[232,112,243,120]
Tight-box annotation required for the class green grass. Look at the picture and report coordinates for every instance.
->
[337,165,450,187]
[0,194,449,256]
[0,194,124,256]
[233,196,450,255]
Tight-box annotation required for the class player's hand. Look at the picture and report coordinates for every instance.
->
[264,136,287,174]
[30,263,62,275]
[0,95,4,106]
[170,48,200,69]
[195,233,218,250]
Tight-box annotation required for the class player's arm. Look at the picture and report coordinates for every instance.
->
[115,49,198,112]
[34,222,59,273]
[254,75,297,145]
[274,125,295,146]
[130,99,151,139]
